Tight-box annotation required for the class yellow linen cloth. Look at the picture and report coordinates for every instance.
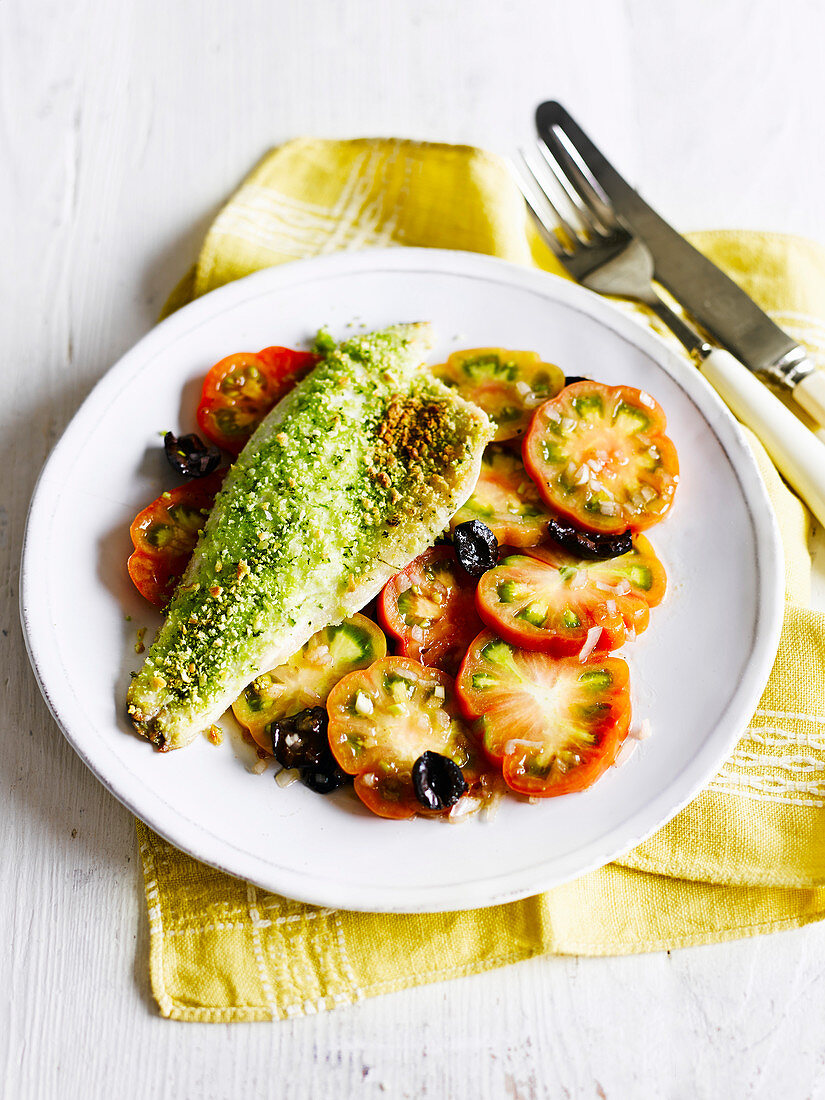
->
[140,139,825,1022]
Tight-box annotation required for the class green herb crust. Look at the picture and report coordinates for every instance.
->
[127,323,493,749]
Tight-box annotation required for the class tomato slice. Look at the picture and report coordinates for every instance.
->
[431,348,564,442]
[196,345,319,455]
[126,553,182,611]
[522,381,679,534]
[476,533,665,654]
[526,533,666,610]
[456,632,631,797]
[476,556,623,656]
[231,615,387,753]
[326,657,482,819]
[378,547,483,675]
[450,443,552,548]
[127,470,224,607]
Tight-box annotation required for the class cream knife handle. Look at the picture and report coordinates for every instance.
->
[793,369,825,427]
[699,348,825,527]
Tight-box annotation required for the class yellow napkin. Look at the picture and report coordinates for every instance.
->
[140,139,825,1022]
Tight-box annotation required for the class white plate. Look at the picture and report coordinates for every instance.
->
[20,248,783,913]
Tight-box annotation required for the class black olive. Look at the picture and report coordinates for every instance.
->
[412,751,467,811]
[547,516,633,560]
[268,706,329,771]
[452,520,498,578]
[164,431,222,478]
[564,375,589,386]
[268,707,352,795]
[300,752,350,794]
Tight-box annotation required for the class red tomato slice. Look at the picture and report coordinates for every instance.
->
[378,547,483,675]
[450,444,552,548]
[456,632,631,797]
[196,345,318,455]
[522,381,679,534]
[326,657,482,819]
[475,532,667,655]
[431,348,564,441]
[475,552,632,656]
[526,533,667,610]
[126,553,182,611]
[127,470,224,607]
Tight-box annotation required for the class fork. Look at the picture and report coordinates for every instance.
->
[511,144,825,529]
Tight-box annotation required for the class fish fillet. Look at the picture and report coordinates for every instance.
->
[127,323,493,749]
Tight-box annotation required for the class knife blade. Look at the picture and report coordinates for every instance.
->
[534,101,825,416]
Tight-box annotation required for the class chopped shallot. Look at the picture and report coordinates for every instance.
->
[632,718,653,741]
[579,626,602,662]
[354,691,374,716]
[447,796,481,823]
[480,787,506,823]
[613,739,637,767]
[503,738,544,756]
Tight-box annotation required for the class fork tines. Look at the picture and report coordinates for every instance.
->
[510,140,619,257]
[537,125,617,231]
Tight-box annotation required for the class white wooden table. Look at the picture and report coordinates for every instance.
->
[3,1,825,1096]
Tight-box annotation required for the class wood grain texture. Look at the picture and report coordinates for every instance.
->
[2,0,825,1096]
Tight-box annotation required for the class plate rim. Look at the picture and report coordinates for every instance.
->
[20,247,784,912]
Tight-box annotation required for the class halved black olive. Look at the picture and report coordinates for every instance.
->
[564,375,589,386]
[269,707,351,794]
[453,520,498,578]
[412,750,467,811]
[268,706,328,771]
[164,431,222,478]
[300,756,350,794]
[547,516,633,560]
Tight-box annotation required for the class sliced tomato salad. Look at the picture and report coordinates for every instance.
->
[432,347,564,442]
[197,345,319,455]
[326,657,482,819]
[232,614,386,753]
[450,444,552,548]
[456,632,631,797]
[378,547,483,675]
[523,381,679,534]
[127,470,224,607]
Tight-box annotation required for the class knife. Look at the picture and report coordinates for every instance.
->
[535,100,825,427]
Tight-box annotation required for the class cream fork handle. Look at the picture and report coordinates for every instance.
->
[793,369,825,430]
[699,348,825,528]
